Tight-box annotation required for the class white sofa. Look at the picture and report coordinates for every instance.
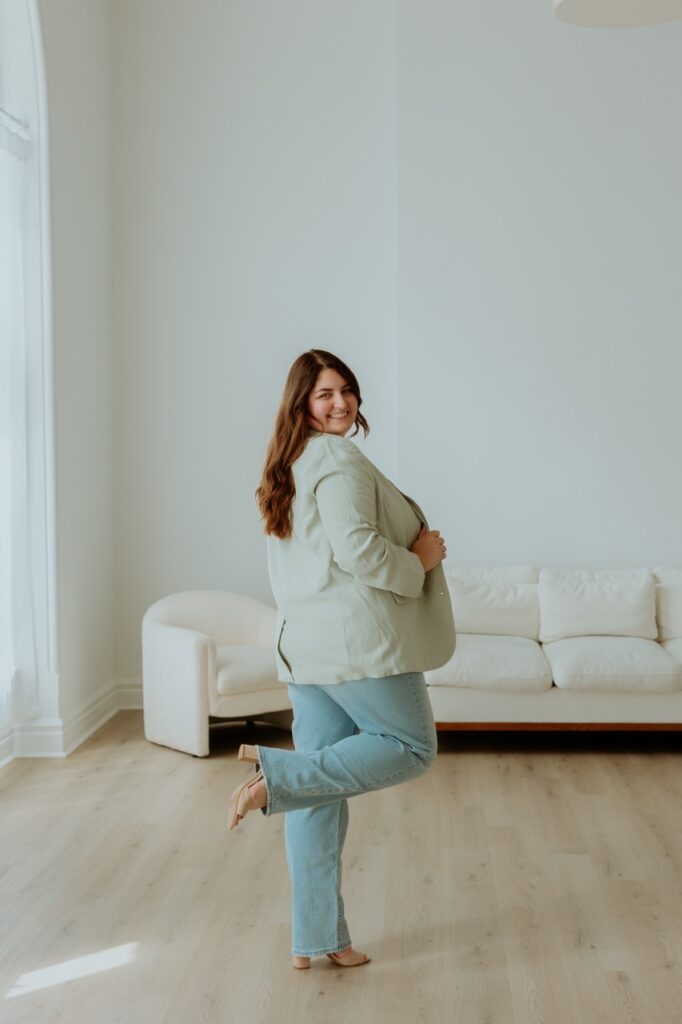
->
[142,567,682,757]
[428,565,682,730]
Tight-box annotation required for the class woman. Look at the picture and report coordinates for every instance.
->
[230,349,456,971]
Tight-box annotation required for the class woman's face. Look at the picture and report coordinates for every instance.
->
[307,367,358,435]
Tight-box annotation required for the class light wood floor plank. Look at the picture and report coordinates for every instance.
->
[0,714,680,1024]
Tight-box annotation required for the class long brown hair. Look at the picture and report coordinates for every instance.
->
[256,349,370,538]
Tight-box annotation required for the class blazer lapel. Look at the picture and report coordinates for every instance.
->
[352,444,429,529]
[398,489,428,529]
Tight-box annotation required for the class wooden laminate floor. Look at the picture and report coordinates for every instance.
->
[1,711,681,1024]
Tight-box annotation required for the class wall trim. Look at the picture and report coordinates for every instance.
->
[0,677,143,768]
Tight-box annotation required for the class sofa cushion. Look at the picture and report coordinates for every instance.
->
[215,644,278,695]
[542,636,682,692]
[652,567,682,641]
[660,637,682,665]
[426,634,552,692]
[445,578,539,639]
[538,568,657,643]
[444,564,538,584]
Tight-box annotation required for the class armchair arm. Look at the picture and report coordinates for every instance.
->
[142,618,216,756]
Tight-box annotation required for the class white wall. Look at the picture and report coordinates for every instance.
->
[38,0,114,730]
[33,1,682,708]
[111,0,398,679]
[397,1,682,567]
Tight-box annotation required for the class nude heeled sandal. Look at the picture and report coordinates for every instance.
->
[229,769,265,829]
[326,948,371,967]
[292,949,371,969]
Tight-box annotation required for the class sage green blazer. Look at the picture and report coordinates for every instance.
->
[266,430,456,684]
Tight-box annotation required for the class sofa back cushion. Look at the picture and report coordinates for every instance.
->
[444,565,538,585]
[444,566,539,638]
[538,568,657,643]
[652,567,682,640]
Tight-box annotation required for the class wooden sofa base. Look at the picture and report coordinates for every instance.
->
[435,721,682,731]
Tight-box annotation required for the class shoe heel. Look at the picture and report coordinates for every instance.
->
[292,956,310,970]
[238,743,260,767]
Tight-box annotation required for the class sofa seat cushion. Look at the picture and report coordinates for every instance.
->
[426,634,552,692]
[215,644,278,696]
[542,636,682,692]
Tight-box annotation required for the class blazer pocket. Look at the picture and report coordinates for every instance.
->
[391,591,411,604]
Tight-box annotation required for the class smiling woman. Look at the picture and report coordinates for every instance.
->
[249,348,455,970]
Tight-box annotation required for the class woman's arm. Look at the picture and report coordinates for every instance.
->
[314,442,425,599]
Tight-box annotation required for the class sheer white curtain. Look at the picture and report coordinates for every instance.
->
[1,107,39,739]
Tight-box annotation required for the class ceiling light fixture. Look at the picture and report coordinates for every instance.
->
[553,0,682,27]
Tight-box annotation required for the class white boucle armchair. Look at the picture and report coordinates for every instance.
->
[142,590,292,756]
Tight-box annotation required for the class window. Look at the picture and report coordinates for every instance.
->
[1,0,57,765]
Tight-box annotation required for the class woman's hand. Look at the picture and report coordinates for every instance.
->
[410,524,447,572]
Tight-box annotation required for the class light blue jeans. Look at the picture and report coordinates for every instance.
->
[255,670,438,957]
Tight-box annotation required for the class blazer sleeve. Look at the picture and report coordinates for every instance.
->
[313,440,426,599]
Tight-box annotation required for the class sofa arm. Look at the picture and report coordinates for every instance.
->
[142,618,216,756]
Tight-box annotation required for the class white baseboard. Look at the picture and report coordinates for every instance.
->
[1,677,144,768]
[116,677,143,709]
[0,727,16,770]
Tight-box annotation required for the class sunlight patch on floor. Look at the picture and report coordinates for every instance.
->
[5,942,140,998]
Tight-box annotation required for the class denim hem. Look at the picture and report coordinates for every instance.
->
[291,943,354,957]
